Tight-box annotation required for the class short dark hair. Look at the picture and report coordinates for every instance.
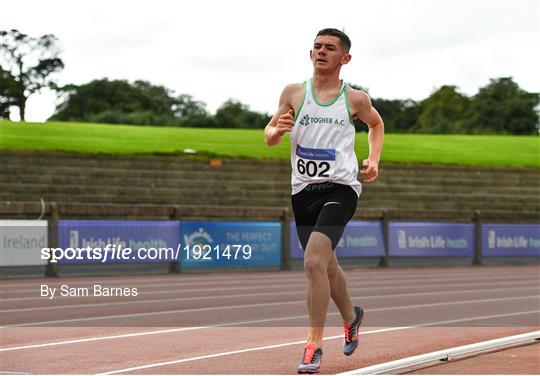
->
[315,28,351,52]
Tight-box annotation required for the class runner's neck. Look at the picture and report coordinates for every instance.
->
[311,74,343,102]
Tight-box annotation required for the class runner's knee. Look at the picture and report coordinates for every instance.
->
[304,255,327,277]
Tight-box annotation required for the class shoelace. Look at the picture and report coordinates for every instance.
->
[303,345,317,364]
[344,322,356,343]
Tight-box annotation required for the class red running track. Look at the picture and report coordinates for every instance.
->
[1,265,539,374]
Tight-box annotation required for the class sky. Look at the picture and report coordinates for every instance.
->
[3,0,540,122]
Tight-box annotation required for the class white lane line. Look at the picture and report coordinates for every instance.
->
[2,275,537,303]
[337,330,540,375]
[98,310,540,375]
[1,269,534,290]
[2,284,537,314]
[0,314,314,352]
[0,273,305,289]
[99,327,408,375]
[0,275,308,294]
[2,271,537,296]
[3,293,538,328]
[2,304,538,354]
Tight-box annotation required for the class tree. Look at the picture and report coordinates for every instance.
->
[215,99,270,129]
[349,84,419,133]
[372,98,421,133]
[0,66,18,119]
[173,94,215,127]
[51,78,214,127]
[410,85,469,134]
[462,77,539,135]
[0,29,64,121]
[394,99,422,133]
[52,79,178,125]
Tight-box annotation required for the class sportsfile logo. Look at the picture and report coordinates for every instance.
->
[299,114,346,126]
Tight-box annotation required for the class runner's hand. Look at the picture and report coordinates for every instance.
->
[361,159,379,183]
[275,109,294,136]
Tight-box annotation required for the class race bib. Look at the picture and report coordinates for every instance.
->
[295,145,336,180]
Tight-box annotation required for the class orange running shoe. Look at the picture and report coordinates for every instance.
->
[297,343,323,374]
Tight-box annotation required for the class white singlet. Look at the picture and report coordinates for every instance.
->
[290,79,362,197]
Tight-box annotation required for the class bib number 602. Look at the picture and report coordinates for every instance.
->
[297,158,330,178]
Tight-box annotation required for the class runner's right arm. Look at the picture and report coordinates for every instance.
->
[264,84,302,146]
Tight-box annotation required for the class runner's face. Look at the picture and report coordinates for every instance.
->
[310,35,350,71]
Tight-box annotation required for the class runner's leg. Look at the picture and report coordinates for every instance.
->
[304,231,333,347]
[327,252,356,324]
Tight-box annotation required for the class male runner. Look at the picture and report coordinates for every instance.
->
[264,28,384,373]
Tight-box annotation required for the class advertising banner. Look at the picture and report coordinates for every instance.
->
[1,220,48,266]
[389,222,474,257]
[482,224,540,256]
[56,220,180,264]
[180,221,281,269]
[290,221,385,259]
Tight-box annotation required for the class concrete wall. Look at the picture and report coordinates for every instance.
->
[2,151,539,213]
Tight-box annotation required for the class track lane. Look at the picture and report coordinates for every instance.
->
[0,265,538,374]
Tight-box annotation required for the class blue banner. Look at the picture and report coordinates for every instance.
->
[180,221,281,269]
[57,220,180,264]
[482,224,540,256]
[389,222,474,257]
[290,221,385,259]
[296,145,336,161]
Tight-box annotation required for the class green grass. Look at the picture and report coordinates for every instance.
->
[1,120,539,167]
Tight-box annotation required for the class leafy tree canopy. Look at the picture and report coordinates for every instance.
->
[0,29,64,120]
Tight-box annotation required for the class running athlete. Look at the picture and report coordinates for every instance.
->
[264,28,384,374]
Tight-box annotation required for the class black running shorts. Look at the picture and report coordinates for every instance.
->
[291,182,358,251]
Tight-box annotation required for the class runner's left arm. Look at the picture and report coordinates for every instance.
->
[350,89,384,183]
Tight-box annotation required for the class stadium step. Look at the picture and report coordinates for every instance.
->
[3,165,539,189]
[2,151,539,213]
